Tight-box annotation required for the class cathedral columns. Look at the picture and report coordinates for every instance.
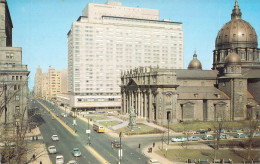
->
[137,89,141,117]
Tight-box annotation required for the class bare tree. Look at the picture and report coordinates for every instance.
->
[247,107,259,160]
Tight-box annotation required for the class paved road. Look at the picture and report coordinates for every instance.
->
[34,99,149,164]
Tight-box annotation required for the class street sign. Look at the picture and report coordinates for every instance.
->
[118,149,123,158]
[86,129,91,134]
[73,119,77,125]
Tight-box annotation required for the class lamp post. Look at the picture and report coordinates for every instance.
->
[119,132,122,164]
[168,119,170,145]
[88,117,90,145]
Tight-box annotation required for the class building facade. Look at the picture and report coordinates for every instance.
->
[0,0,29,124]
[67,1,184,111]
[34,66,67,100]
[121,0,260,125]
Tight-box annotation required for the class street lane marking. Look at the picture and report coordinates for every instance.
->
[85,145,109,164]
[37,100,77,136]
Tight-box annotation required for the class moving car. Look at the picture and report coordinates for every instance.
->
[48,145,57,154]
[146,159,161,164]
[187,136,201,141]
[234,133,247,138]
[67,160,77,164]
[51,135,59,141]
[202,134,214,140]
[56,155,64,164]
[111,140,121,148]
[171,136,187,142]
[71,148,81,157]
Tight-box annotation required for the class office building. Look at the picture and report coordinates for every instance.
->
[66,1,184,111]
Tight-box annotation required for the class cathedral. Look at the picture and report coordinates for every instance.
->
[120,0,260,125]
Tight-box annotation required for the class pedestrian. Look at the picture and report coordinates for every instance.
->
[153,142,155,147]
[40,161,42,164]
[32,154,36,160]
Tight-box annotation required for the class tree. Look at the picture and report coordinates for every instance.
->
[247,106,259,160]
[0,78,30,164]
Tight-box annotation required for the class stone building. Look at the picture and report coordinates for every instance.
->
[121,0,260,125]
[0,0,29,124]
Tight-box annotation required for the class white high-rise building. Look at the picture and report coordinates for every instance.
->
[67,1,184,111]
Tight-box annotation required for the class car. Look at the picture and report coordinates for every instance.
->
[234,133,247,138]
[67,160,77,164]
[48,145,57,154]
[219,133,230,139]
[197,129,208,134]
[56,155,64,164]
[51,135,59,141]
[71,148,81,157]
[171,136,187,142]
[187,136,201,141]
[253,132,260,137]
[111,140,121,148]
[202,134,214,140]
[146,159,161,164]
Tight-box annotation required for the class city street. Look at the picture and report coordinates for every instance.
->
[32,99,149,164]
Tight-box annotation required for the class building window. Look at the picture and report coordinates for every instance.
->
[15,95,20,101]
[15,106,20,112]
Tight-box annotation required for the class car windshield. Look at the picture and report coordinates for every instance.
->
[73,148,79,151]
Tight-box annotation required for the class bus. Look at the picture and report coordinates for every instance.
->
[93,123,105,133]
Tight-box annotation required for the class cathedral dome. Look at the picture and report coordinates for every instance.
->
[215,0,258,50]
[225,52,241,64]
[188,52,202,70]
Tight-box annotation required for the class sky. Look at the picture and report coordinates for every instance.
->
[6,0,260,89]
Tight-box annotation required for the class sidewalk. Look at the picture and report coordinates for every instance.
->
[26,127,51,164]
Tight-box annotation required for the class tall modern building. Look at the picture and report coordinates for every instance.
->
[0,0,29,124]
[66,1,184,111]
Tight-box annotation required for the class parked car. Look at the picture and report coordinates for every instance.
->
[219,133,230,139]
[71,148,81,157]
[67,160,77,164]
[48,145,57,154]
[202,134,214,140]
[234,133,247,138]
[187,136,201,141]
[146,159,161,164]
[51,135,59,141]
[171,136,187,142]
[111,140,121,148]
[197,129,208,134]
[56,155,64,164]
[253,132,260,137]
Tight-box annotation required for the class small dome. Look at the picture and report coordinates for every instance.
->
[225,52,241,64]
[215,0,258,50]
[188,52,202,70]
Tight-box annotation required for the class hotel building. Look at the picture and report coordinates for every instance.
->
[65,1,184,111]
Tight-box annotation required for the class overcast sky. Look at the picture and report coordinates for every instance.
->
[7,0,260,89]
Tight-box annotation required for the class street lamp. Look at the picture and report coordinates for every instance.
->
[168,118,170,145]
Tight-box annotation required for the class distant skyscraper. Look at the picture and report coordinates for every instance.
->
[34,66,42,98]
[34,66,67,100]
[0,0,29,124]
[67,1,184,111]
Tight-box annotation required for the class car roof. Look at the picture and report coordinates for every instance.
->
[48,146,55,148]
[150,159,159,162]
